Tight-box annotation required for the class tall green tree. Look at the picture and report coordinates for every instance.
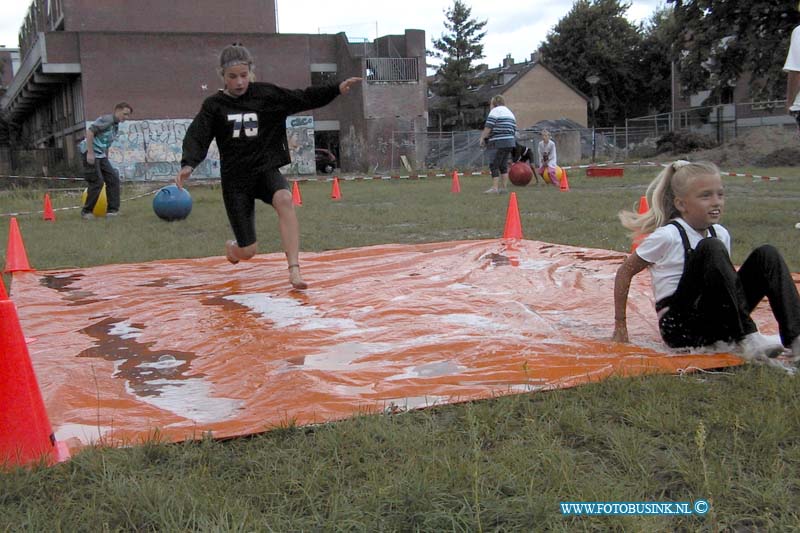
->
[539,0,646,125]
[428,0,487,129]
[636,5,678,115]
[668,0,800,102]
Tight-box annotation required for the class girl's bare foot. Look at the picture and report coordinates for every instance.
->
[225,240,240,264]
[288,264,308,290]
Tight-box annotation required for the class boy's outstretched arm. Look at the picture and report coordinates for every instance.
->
[612,252,650,343]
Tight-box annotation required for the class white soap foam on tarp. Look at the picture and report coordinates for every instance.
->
[382,395,448,411]
[518,259,555,271]
[300,341,394,371]
[386,360,466,381]
[127,378,243,424]
[55,423,112,445]
[108,320,143,340]
[225,293,358,331]
[446,283,475,290]
[138,354,186,371]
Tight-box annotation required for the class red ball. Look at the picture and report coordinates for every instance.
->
[508,162,533,186]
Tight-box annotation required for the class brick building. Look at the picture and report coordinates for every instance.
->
[428,53,589,131]
[0,0,427,177]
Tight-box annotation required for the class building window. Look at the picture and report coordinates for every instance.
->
[720,86,734,105]
[311,71,337,86]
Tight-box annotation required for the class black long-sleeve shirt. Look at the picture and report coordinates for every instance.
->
[181,81,341,181]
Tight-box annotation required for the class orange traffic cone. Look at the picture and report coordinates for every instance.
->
[0,299,70,467]
[42,194,55,221]
[331,177,342,200]
[637,195,649,214]
[559,168,570,191]
[502,192,524,240]
[4,218,34,273]
[451,170,461,193]
[291,181,303,206]
[0,276,7,300]
[631,196,651,252]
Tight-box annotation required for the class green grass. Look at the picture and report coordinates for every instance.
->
[1,166,800,530]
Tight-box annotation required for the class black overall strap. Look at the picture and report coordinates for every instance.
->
[655,221,718,312]
[668,220,692,262]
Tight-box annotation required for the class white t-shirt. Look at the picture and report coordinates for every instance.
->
[635,218,731,304]
[537,139,557,167]
[783,25,800,110]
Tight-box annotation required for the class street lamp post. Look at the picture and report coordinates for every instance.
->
[586,74,600,163]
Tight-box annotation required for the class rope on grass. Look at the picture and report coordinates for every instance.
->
[0,174,85,182]
[0,186,163,218]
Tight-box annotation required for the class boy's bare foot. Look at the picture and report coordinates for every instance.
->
[225,240,240,264]
[288,264,308,290]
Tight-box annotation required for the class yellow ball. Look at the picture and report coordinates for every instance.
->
[81,185,108,217]
[542,166,564,185]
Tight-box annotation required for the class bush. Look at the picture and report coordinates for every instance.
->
[655,131,718,155]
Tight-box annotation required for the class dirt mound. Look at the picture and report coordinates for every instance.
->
[754,146,800,167]
[680,126,799,167]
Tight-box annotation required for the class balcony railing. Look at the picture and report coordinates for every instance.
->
[365,58,419,83]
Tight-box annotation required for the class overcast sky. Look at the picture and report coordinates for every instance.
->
[0,0,664,69]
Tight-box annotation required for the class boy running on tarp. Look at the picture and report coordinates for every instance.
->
[176,43,361,289]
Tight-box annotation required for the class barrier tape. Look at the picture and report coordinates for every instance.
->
[0,187,163,218]
[0,160,785,190]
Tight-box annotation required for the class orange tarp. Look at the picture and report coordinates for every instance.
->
[14,239,777,451]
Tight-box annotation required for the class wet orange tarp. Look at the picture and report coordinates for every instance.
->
[13,239,780,450]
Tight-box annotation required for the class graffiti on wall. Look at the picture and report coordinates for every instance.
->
[107,119,219,180]
[107,117,315,180]
[280,116,315,175]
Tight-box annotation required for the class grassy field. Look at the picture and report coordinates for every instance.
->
[1,166,800,530]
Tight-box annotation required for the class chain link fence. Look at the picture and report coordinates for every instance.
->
[383,100,796,173]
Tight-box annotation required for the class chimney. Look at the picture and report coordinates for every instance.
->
[502,54,514,68]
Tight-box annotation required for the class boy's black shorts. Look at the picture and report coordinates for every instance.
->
[222,168,289,247]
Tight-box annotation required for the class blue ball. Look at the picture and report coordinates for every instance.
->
[153,185,193,221]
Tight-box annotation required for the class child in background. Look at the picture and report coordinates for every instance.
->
[612,160,800,361]
[80,102,133,219]
[536,130,558,187]
[512,141,539,185]
[175,44,361,289]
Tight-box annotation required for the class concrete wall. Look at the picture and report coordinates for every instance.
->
[505,65,588,128]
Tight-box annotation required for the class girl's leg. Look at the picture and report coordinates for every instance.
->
[738,245,800,347]
[530,163,540,184]
[272,189,307,289]
[660,238,757,347]
[221,187,257,264]
[100,159,121,213]
[82,155,104,215]
[548,165,559,187]
[486,148,500,192]
[498,148,511,190]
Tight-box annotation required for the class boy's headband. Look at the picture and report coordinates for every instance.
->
[671,160,690,170]
[222,60,252,70]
